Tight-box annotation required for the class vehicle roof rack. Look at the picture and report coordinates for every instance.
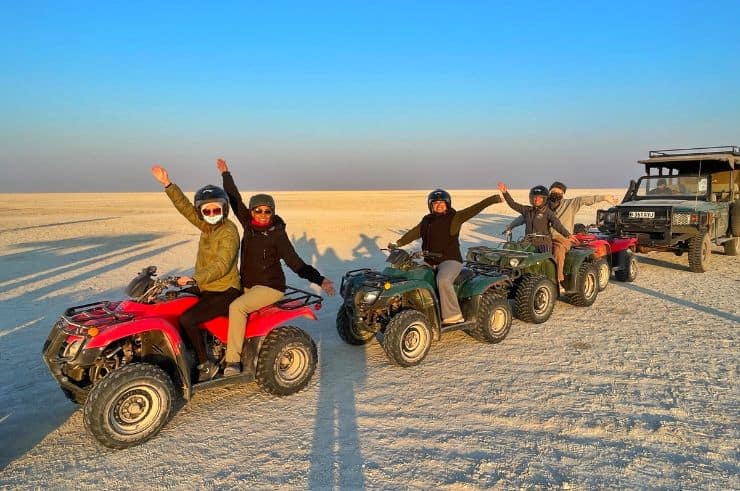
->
[649,146,739,158]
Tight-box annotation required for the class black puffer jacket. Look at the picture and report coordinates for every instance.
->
[222,172,324,291]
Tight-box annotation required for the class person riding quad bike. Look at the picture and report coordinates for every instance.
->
[389,188,502,325]
[217,158,335,376]
[151,165,241,381]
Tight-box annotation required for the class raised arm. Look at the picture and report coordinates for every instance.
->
[450,194,502,233]
[218,159,250,227]
[497,182,527,214]
[395,222,422,247]
[152,165,205,231]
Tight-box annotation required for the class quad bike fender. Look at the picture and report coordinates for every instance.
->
[85,317,183,354]
[456,275,510,299]
[608,237,637,255]
[243,305,318,339]
[386,282,442,340]
[564,249,592,274]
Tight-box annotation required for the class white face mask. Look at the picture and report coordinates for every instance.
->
[203,214,223,225]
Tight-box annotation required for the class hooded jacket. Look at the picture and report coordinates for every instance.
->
[164,183,241,292]
[222,172,324,291]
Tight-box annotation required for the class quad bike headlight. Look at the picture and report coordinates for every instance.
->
[508,257,521,267]
[361,290,380,305]
[62,337,84,360]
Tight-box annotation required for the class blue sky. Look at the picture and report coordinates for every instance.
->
[1,1,738,192]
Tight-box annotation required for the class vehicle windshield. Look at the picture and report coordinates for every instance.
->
[636,175,709,198]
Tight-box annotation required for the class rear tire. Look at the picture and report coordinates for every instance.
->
[731,200,740,236]
[468,294,512,343]
[513,274,557,324]
[615,250,638,282]
[595,258,610,291]
[83,363,175,449]
[381,310,432,367]
[336,305,374,345]
[723,237,740,256]
[566,262,599,307]
[256,326,317,396]
[688,232,711,272]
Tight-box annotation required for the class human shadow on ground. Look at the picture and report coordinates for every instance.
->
[611,282,739,324]
[0,217,120,235]
[0,232,185,469]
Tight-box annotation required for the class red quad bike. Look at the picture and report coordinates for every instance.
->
[42,266,322,449]
[573,224,639,290]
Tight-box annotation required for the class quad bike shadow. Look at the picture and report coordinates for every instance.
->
[42,266,323,449]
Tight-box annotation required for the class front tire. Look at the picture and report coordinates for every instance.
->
[256,326,317,396]
[468,294,512,343]
[723,237,739,256]
[83,363,175,449]
[566,262,599,307]
[614,250,638,282]
[688,232,711,272]
[513,274,557,324]
[336,304,374,345]
[595,258,610,291]
[381,310,432,367]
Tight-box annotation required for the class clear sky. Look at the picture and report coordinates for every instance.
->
[1,1,738,192]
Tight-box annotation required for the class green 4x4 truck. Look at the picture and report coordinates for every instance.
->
[597,146,739,272]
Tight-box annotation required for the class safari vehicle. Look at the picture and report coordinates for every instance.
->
[597,146,739,272]
[336,248,514,367]
[467,233,600,322]
[42,266,321,449]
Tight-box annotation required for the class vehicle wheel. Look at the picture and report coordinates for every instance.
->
[688,232,711,272]
[595,258,610,291]
[335,304,374,345]
[468,294,512,344]
[566,262,599,307]
[614,250,638,282]
[723,237,740,256]
[62,387,88,405]
[513,274,557,324]
[256,326,317,396]
[83,363,175,449]
[731,200,740,236]
[381,310,432,367]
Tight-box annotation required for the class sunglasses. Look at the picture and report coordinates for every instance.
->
[201,207,222,216]
[252,208,273,215]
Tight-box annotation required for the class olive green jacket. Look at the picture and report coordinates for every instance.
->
[165,183,241,292]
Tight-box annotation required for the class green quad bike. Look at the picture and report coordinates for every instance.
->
[336,247,515,367]
[466,233,600,324]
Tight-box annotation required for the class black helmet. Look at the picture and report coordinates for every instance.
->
[427,189,451,213]
[529,185,549,207]
[194,185,229,218]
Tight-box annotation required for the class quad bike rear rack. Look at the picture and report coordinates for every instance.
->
[464,261,521,282]
[277,286,323,310]
[340,268,405,295]
[59,301,133,334]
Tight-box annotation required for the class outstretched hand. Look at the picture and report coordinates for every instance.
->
[217,158,229,174]
[321,278,336,296]
[497,182,508,194]
[151,165,171,187]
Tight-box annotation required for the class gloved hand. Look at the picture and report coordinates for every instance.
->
[387,242,398,250]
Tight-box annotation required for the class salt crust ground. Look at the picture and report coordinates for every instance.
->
[0,190,737,489]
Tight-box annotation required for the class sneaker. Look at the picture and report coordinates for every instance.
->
[442,314,465,325]
[196,360,219,382]
[223,363,241,377]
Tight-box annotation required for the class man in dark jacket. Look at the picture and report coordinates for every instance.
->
[217,159,335,376]
[390,189,502,325]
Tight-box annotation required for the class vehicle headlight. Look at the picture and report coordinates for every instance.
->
[361,290,380,304]
[673,213,697,225]
[509,257,520,267]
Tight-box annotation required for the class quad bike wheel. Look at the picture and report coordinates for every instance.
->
[468,294,512,343]
[513,274,557,324]
[614,250,638,282]
[256,326,317,396]
[723,237,739,256]
[83,363,175,449]
[335,304,374,345]
[381,310,432,367]
[595,258,610,291]
[566,262,599,307]
[688,232,711,272]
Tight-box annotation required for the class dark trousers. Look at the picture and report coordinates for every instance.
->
[180,287,242,364]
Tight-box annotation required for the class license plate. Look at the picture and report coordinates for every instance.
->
[629,211,655,219]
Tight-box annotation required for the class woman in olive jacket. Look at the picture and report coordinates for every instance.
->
[216,159,335,376]
[151,165,241,381]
